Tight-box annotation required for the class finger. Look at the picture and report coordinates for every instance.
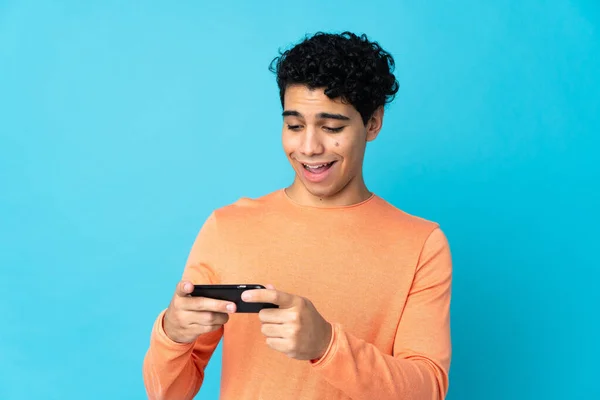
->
[188,311,230,326]
[260,323,285,338]
[182,297,236,313]
[265,337,290,354]
[265,284,276,290]
[175,281,194,297]
[188,322,223,336]
[195,324,223,334]
[242,289,296,308]
[258,308,285,324]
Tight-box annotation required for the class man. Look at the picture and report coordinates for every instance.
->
[143,31,452,400]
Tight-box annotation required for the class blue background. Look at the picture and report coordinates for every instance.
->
[1,1,598,399]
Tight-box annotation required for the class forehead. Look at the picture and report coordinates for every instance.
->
[283,85,357,118]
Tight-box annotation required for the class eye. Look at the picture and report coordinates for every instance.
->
[323,126,345,133]
[287,124,302,131]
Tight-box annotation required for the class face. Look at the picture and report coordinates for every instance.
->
[281,84,383,205]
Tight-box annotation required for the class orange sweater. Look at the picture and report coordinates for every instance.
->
[143,189,452,399]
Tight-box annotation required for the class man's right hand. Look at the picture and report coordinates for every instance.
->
[163,281,236,344]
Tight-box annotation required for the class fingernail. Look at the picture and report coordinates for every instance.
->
[227,304,235,312]
[241,292,250,301]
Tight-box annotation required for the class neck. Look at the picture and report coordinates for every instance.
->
[285,175,372,208]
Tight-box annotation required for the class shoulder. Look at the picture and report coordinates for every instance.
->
[368,196,452,268]
[370,195,440,232]
[208,189,283,224]
[366,195,449,255]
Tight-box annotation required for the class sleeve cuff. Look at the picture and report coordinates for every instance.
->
[151,309,196,352]
[310,322,338,368]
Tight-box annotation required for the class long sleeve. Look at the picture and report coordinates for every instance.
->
[143,212,224,400]
[311,228,453,400]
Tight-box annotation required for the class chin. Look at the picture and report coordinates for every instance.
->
[304,182,340,199]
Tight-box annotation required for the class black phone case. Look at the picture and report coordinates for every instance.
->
[190,284,279,313]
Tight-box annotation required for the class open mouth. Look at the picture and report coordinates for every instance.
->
[302,161,336,173]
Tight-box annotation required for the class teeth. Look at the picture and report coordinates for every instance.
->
[304,163,330,168]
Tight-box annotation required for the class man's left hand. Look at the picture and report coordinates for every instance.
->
[241,285,332,361]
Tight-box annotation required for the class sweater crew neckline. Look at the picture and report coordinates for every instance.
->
[280,188,376,210]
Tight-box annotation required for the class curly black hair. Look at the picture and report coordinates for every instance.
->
[269,31,399,125]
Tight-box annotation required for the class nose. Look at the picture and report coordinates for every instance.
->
[299,127,324,156]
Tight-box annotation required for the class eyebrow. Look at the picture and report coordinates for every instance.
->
[282,110,350,121]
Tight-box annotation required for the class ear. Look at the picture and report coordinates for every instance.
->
[366,106,384,142]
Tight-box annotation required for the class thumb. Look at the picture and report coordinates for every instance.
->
[176,281,194,297]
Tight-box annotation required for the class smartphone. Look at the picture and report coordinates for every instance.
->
[190,284,279,313]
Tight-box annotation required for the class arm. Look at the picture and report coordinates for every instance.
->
[143,213,224,400]
[311,228,453,400]
[143,310,223,400]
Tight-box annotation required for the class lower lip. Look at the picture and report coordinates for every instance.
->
[301,162,336,183]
